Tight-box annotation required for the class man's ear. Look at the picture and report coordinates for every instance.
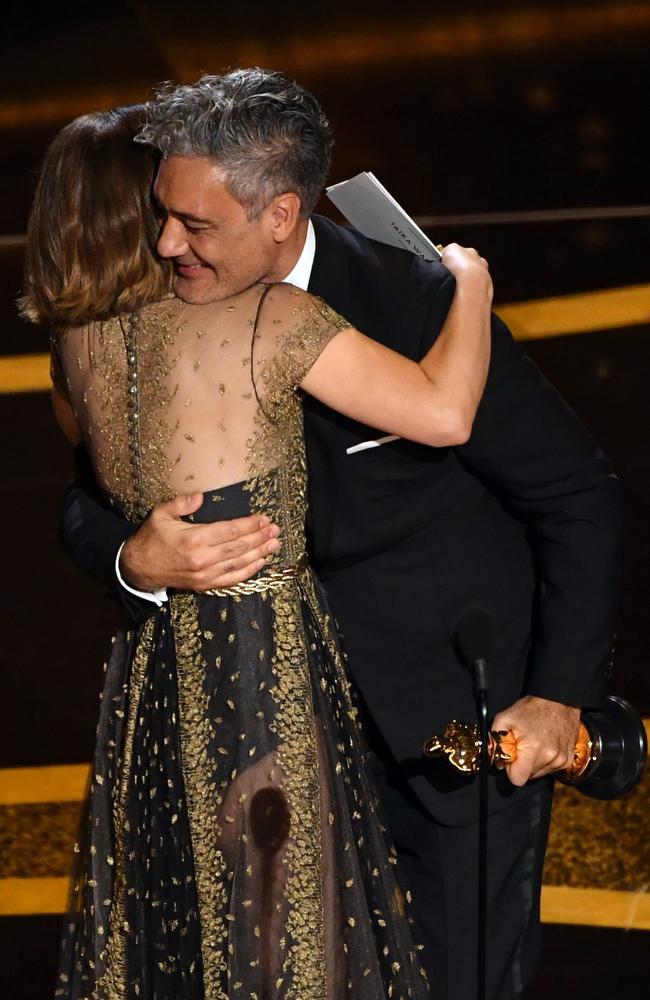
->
[268,192,302,243]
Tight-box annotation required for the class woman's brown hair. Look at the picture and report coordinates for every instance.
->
[20,104,171,326]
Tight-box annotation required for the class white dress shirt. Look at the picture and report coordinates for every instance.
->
[115,219,317,605]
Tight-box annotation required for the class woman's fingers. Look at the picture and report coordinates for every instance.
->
[440,242,491,281]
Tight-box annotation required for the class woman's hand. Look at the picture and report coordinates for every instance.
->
[440,243,493,301]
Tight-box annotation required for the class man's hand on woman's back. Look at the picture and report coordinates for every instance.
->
[120,492,280,593]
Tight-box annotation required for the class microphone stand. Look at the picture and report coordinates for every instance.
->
[474,656,489,1000]
[451,607,496,1000]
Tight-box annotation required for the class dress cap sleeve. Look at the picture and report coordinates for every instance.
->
[252,284,351,406]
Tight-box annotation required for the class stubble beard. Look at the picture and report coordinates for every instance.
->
[172,270,232,305]
[172,262,269,305]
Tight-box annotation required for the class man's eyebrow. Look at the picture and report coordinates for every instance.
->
[152,195,213,226]
[177,211,213,225]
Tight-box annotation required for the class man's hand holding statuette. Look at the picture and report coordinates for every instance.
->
[491,695,581,787]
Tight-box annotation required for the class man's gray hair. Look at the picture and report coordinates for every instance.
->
[137,69,333,220]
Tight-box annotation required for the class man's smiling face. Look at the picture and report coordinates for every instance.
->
[154,154,281,303]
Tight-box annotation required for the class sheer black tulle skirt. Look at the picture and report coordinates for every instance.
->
[56,492,430,1000]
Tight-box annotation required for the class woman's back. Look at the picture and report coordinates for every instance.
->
[54,282,346,527]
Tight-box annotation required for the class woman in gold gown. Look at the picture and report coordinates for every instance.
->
[22,105,492,1000]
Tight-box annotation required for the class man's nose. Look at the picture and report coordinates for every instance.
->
[157,218,189,259]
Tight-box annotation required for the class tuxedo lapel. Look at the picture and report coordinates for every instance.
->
[307,214,397,347]
[308,214,353,312]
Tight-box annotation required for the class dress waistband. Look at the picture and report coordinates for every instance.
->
[204,553,309,598]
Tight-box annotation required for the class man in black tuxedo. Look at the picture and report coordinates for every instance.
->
[60,70,622,998]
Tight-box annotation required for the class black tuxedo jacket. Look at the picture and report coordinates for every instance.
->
[60,214,622,825]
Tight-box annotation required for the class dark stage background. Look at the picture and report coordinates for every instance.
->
[1,2,648,998]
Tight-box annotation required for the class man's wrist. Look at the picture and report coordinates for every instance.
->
[115,541,167,606]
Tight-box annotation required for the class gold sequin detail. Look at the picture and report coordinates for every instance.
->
[99,618,155,997]
[172,594,229,997]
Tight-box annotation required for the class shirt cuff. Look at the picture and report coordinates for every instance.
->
[115,542,168,606]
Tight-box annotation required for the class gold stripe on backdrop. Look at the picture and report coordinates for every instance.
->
[498,283,650,341]
[541,886,650,931]
[0,352,50,394]
[0,764,90,805]
[2,282,649,396]
[0,877,70,916]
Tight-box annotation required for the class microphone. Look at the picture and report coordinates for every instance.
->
[455,608,497,695]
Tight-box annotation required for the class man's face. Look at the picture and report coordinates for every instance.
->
[154,155,280,303]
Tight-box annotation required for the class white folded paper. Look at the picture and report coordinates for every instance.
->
[326,171,442,262]
[346,435,400,455]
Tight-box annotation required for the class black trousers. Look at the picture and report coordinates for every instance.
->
[370,750,554,1000]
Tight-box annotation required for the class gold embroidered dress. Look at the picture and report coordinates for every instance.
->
[52,283,429,1000]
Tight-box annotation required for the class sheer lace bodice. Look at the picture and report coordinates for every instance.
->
[53,282,346,538]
